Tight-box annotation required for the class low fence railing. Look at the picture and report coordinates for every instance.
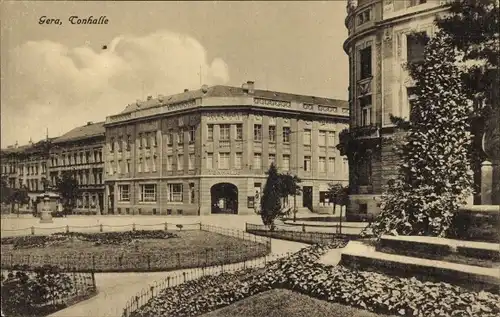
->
[0,222,202,237]
[1,268,97,317]
[246,223,358,244]
[122,252,289,317]
[1,223,272,272]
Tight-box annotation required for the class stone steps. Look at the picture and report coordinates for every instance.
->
[378,235,500,261]
[337,239,500,294]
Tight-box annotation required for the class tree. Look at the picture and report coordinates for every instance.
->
[368,31,474,237]
[327,183,349,233]
[260,163,282,230]
[437,0,500,199]
[9,187,30,217]
[0,176,12,206]
[55,171,79,215]
[277,173,302,221]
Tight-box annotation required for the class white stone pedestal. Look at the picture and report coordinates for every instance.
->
[40,209,53,223]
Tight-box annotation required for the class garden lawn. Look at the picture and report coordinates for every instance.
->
[201,289,392,317]
[1,230,268,272]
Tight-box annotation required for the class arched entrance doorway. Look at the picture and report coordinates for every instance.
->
[210,183,238,214]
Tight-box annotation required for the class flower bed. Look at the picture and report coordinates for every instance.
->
[2,230,270,272]
[1,265,96,317]
[130,240,500,317]
[0,230,179,249]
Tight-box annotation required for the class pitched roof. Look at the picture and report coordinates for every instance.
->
[52,121,105,144]
[120,85,348,114]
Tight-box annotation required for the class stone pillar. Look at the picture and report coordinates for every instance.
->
[481,160,493,205]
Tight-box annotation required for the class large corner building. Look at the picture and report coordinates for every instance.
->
[341,0,450,216]
[103,82,349,216]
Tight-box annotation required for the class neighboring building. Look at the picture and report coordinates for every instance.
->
[49,121,105,214]
[104,82,349,216]
[1,139,52,209]
[340,0,450,216]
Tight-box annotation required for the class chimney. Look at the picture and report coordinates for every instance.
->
[28,138,33,145]
[184,89,189,92]
[87,121,93,126]
[136,99,142,108]
[147,95,152,101]
[15,141,18,148]
[247,81,255,94]
[158,94,164,102]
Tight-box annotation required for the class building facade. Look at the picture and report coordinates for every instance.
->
[49,122,105,214]
[340,0,450,216]
[104,82,349,216]
[1,139,51,210]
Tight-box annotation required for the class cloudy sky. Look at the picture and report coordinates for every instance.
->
[1,1,349,147]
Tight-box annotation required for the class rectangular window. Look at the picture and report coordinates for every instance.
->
[167,130,174,145]
[303,129,311,145]
[207,125,214,141]
[304,156,311,172]
[144,157,150,173]
[152,132,158,147]
[206,153,213,169]
[268,154,276,167]
[220,124,230,141]
[126,135,131,151]
[177,129,184,144]
[167,183,183,202]
[253,124,262,141]
[110,137,115,152]
[282,155,290,171]
[126,160,130,174]
[283,127,291,143]
[140,184,156,202]
[328,131,336,147]
[86,151,91,163]
[117,160,122,174]
[145,132,151,148]
[177,154,184,170]
[189,126,196,143]
[318,131,326,146]
[118,185,130,201]
[236,124,243,140]
[409,0,427,7]
[189,183,195,204]
[138,133,143,149]
[358,9,371,25]
[235,152,242,169]
[360,46,372,79]
[189,153,195,170]
[329,157,336,174]
[319,157,326,173]
[253,153,262,170]
[109,160,114,175]
[167,155,173,171]
[407,32,428,64]
[137,158,142,173]
[360,96,372,126]
[219,152,230,169]
[269,126,276,142]
[118,136,123,152]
